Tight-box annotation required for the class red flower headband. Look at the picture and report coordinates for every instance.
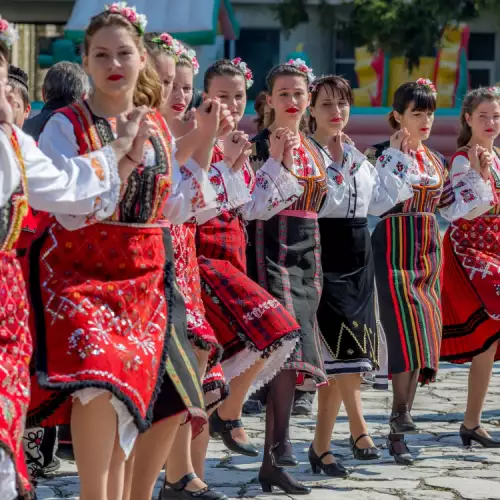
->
[231,58,254,89]
[415,78,437,97]
[105,2,147,35]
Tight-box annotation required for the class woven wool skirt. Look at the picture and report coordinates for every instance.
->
[372,213,442,384]
[246,212,328,384]
[197,212,300,396]
[318,218,380,378]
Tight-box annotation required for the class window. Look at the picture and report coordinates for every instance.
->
[468,32,495,88]
[229,28,280,100]
[334,32,358,88]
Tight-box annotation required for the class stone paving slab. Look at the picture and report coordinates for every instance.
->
[36,363,500,499]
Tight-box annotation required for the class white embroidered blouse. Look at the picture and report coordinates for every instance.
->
[315,143,413,218]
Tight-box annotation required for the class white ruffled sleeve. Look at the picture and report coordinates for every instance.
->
[368,146,414,216]
[241,158,304,221]
[439,153,496,222]
[18,117,121,230]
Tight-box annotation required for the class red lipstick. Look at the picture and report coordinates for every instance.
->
[286,107,299,114]
[107,74,123,81]
[172,104,186,112]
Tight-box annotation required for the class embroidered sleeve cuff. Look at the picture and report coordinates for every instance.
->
[181,157,217,212]
[212,160,252,209]
[376,147,412,178]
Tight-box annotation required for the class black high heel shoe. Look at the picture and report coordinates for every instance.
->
[209,410,259,457]
[350,434,382,461]
[159,473,228,500]
[270,440,298,467]
[460,424,500,448]
[308,445,349,477]
[388,436,414,465]
[258,467,311,495]
[390,404,417,434]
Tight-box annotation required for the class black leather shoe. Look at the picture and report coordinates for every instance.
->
[259,467,311,495]
[350,434,382,460]
[159,473,228,499]
[390,404,418,434]
[209,410,259,457]
[270,441,298,467]
[460,424,500,448]
[388,438,414,465]
[308,445,349,477]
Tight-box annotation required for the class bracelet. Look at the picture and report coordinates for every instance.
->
[126,153,141,165]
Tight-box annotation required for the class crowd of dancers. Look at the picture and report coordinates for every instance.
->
[0,3,499,500]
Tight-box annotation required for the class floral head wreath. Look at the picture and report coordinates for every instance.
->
[487,86,500,96]
[150,32,183,61]
[285,58,315,84]
[105,2,147,35]
[415,78,437,97]
[176,42,200,75]
[0,16,18,48]
[231,57,253,89]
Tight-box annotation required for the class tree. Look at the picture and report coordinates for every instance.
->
[272,0,499,70]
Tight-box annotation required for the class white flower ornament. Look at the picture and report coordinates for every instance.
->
[176,43,199,75]
[0,16,18,48]
[231,58,254,89]
[286,58,315,84]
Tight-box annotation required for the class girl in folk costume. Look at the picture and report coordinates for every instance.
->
[364,79,447,465]
[246,61,349,494]
[0,13,156,499]
[27,4,225,500]
[440,87,500,448]
[194,58,304,479]
[146,34,228,393]
[145,35,235,500]
[307,75,414,470]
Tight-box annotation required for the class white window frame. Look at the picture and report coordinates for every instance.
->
[468,61,495,86]
[333,30,356,79]
[467,31,496,86]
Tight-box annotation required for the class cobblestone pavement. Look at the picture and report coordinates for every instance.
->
[36,362,500,499]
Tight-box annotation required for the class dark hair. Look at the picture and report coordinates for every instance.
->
[457,87,500,148]
[188,88,203,111]
[388,81,437,130]
[8,64,29,108]
[204,58,245,93]
[266,63,309,94]
[254,91,271,131]
[308,75,353,133]
[84,11,161,108]
[43,61,89,105]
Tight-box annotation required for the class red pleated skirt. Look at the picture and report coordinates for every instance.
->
[0,251,33,498]
[441,218,500,363]
[28,222,173,431]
